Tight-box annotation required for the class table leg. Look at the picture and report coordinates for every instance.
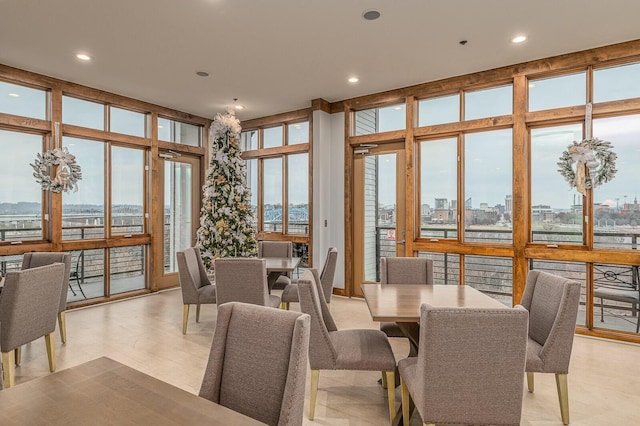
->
[397,322,420,357]
[267,272,280,293]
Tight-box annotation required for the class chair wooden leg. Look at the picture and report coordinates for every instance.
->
[58,311,67,344]
[385,371,395,425]
[381,371,388,389]
[401,376,410,426]
[1,351,14,388]
[281,302,289,310]
[45,332,56,372]
[14,346,21,366]
[309,369,319,420]
[182,304,189,334]
[527,372,534,392]
[556,373,570,425]
[196,304,201,323]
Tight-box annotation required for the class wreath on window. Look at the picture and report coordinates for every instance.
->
[557,138,617,196]
[31,147,82,193]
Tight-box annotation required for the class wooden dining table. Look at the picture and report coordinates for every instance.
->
[263,256,301,291]
[362,283,508,321]
[362,283,510,426]
[0,356,265,425]
[361,283,509,354]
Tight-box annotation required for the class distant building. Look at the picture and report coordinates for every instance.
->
[435,198,448,210]
[421,204,432,225]
[465,197,472,209]
[432,209,450,223]
[465,207,499,226]
[505,195,512,216]
[622,197,640,213]
[532,204,554,223]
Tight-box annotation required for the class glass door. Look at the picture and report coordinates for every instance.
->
[156,155,200,288]
[352,143,406,297]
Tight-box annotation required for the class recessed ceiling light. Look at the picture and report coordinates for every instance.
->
[511,35,527,44]
[8,93,20,97]
[235,105,245,110]
[196,71,209,77]
[348,77,359,83]
[76,53,92,61]
[362,9,381,21]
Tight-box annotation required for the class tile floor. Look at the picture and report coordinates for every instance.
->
[8,288,640,425]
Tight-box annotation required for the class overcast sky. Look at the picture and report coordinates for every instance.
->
[3,62,639,212]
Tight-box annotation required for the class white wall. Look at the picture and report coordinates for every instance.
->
[312,110,345,289]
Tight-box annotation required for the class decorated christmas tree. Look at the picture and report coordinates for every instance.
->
[196,110,257,269]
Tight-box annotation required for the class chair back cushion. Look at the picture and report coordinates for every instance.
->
[380,257,434,285]
[416,304,528,425]
[177,248,210,304]
[297,271,338,369]
[214,258,269,306]
[319,247,338,302]
[520,270,581,372]
[0,263,66,351]
[258,241,292,258]
[200,302,310,426]
[22,252,71,313]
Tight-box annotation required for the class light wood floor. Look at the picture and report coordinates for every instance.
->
[9,288,640,425]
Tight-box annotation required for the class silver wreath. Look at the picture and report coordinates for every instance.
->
[31,148,83,193]
[557,138,617,196]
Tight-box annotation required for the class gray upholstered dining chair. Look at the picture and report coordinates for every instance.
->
[1,263,66,388]
[258,240,293,258]
[519,270,581,425]
[297,270,397,424]
[176,247,216,334]
[21,252,72,345]
[200,302,310,426]
[398,303,529,426]
[379,257,433,346]
[258,241,293,289]
[214,258,281,308]
[0,341,3,390]
[281,247,337,310]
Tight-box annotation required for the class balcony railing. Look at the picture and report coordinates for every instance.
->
[376,225,640,333]
[3,221,638,332]
[0,223,146,302]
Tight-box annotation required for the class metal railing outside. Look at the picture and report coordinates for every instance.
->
[3,220,638,331]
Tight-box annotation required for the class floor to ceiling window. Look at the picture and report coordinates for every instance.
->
[0,69,207,306]
[240,111,312,268]
[344,45,640,343]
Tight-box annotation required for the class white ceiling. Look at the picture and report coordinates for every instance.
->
[1,0,639,121]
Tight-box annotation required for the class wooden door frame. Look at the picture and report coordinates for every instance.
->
[351,142,406,297]
[154,154,201,290]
